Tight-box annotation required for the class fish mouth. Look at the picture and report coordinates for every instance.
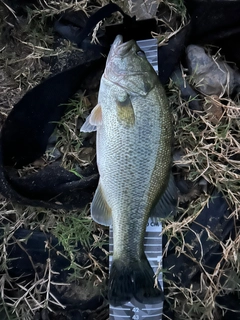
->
[104,35,136,81]
[112,34,123,47]
[110,35,135,57]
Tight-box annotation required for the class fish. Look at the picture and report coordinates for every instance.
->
[81,35,177,306]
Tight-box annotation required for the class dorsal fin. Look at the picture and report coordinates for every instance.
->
[151,173,178,219]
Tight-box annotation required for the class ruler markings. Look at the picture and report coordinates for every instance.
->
[142,313,163,318]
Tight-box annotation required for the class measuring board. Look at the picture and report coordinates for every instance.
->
[109,39,163,320]
[109,221,163,319]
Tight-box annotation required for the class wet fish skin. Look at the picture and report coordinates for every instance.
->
[81,35,173,306]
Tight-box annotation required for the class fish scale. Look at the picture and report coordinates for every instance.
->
[98,84,171,223]
[98,36,171,291]
[81,34,173,307]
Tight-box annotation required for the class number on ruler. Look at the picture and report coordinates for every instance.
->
[146,221,160,227]
[132,315,139,320]
[132,308,139,313]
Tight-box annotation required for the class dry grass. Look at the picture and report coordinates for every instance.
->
[0,1,109,318]
[0,0,240,319]
[163,70,240,318]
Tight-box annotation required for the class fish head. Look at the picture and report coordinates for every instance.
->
[104,35,158,96]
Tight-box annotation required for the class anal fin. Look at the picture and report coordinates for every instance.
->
[91,182,112,226]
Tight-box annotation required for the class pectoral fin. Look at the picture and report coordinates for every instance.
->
[116,95,135,126]
[151,173,178,219]
[89,103,102,126]
[80,104,102,132]
[91,182,112,226]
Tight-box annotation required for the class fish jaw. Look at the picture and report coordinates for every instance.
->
[103,35,157,96]
[106,34,135,63]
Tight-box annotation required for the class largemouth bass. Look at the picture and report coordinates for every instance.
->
[81,35,177,306]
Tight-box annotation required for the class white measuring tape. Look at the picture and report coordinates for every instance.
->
[109,38,163,320]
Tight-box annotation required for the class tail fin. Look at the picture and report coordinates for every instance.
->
[109,257,163,306]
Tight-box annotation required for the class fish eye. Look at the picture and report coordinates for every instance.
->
[136,50,145,57]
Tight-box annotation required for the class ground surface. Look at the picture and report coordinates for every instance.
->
[0,1,240,320]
